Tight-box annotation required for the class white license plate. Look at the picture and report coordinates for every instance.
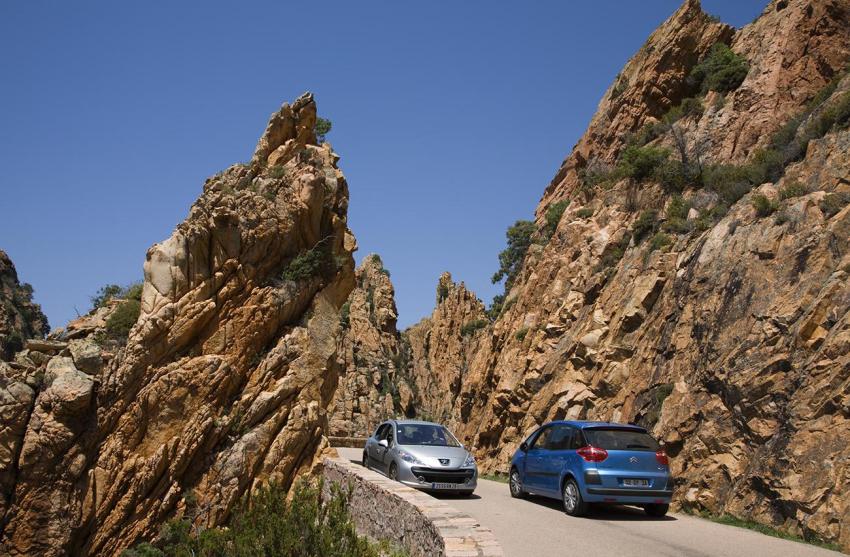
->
[623,479,649,487]
[431,482,456,489]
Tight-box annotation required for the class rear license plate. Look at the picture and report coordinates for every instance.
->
[431,482,456,489]
[623,479,649,487]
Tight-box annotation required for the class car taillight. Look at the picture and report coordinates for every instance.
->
[656,450,669,466]
[577,445,608,462]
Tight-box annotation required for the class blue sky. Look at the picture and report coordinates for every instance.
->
[0,1,765,330]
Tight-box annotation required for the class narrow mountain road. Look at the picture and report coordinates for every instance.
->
[336,448,841,557]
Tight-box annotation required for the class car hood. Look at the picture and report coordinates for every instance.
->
[398,445,471,468]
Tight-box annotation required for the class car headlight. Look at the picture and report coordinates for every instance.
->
[464,453,476,467]
[398,449,423,464]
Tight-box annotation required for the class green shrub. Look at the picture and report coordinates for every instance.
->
[662,97,704,125]
[703,164,754,205]
[648,232,672,253]
[514,327,529,341]
[491,220,537,289]
[579,161,618,190]
[122,481,401,557]
[269,165,287,179]
[106,299,141,341]
[688,43,749,94]
[543,200,570,239]
[632,210,658,243]
[774,210,791,225]
[751,194,778,217]
[618,145,670,182]
[663,195,692,233]
[91,284,123,309]
[124,283,143,301]
[487,294,505,321]
[461,319,488,337]
[339,301,351,328]
[281,243,335,282]
[820,192,850,218]
[315,117,333,143]
[576,207,594,219]
[779,181,808,200]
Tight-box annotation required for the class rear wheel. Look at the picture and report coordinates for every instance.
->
[562,478,588,517]
[509,468,525,499]
[644,503,669,517]
[389,462,399,482]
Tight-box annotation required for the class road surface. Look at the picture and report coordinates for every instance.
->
[336,448,841,557]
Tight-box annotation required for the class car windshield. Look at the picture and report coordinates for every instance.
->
[396,424,461,447]
[583,428,660,451]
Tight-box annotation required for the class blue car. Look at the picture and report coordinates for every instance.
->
[509,421,673,517]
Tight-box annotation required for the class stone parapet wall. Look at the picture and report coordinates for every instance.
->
[322,457,502,557]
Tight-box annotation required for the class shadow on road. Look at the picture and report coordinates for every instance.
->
[520,494,677,522]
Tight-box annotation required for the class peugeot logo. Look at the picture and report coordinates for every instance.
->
[439,458,450,466]
[629,456,639,464]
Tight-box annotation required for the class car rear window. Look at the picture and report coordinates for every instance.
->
[583,428,660,451]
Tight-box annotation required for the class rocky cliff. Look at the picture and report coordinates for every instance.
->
[406,0,850,549]
[0,251,49,361]
[328,254,415,438]
[0,93,356,556]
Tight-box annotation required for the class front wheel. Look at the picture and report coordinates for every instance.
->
[509,468,525,499]
[644,503,669,517]
[388,462,399,482]
[562,478,588,517]
[362,451,369,469]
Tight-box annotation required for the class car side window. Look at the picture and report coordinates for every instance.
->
[374,424,387,439]
[570,428,584,450]
[529,427,552,450]
[384,425,395,446]
[546,425,573,450]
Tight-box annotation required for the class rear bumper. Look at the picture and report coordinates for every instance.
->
[586,487,673,498]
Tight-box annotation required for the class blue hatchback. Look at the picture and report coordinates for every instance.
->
[509,421,673,517]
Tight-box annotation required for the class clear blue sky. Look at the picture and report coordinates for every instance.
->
[0,1,765,331]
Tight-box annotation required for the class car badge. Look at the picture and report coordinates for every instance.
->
[629,456,639,464]
[439,458,450,466]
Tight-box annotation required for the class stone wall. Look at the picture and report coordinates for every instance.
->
[322,457,502,557]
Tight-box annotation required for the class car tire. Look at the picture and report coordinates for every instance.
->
[509,467,525,499]
[389,462,399,482]
[644,503,669,517]
[562,478,588,517]
[362,451,369,469]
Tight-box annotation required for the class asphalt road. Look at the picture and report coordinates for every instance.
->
[336,448,842,557]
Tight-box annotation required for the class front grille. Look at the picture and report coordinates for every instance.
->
[411,467,475,484]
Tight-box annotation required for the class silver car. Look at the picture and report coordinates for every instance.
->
[362,420,477,495]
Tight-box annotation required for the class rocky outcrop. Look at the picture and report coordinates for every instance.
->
[0,93,356,556]
[398,0,850,550]
[329,255,415,437]
[406,273,489,424]
[0,251,49,361]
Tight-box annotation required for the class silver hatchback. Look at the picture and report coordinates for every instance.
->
[363,420,477,495]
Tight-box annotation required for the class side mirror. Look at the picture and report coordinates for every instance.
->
[379,439,389,448]
[520,442,528,452]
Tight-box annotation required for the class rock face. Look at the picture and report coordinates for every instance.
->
[406,273,489,424]
[0,251,49,361]
[0,93,356,556]
[401,0,850,550]
[328,255,416,438]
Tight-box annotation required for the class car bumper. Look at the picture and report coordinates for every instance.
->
[585,487,673,503]
[397,462,477,493]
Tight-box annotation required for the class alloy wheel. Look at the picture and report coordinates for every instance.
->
[563,481,578,513]
[389,463,398,481]
[510,470,523,498]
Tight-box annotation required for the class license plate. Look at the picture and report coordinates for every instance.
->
[623,479,649,487]
[431,482,456,489]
